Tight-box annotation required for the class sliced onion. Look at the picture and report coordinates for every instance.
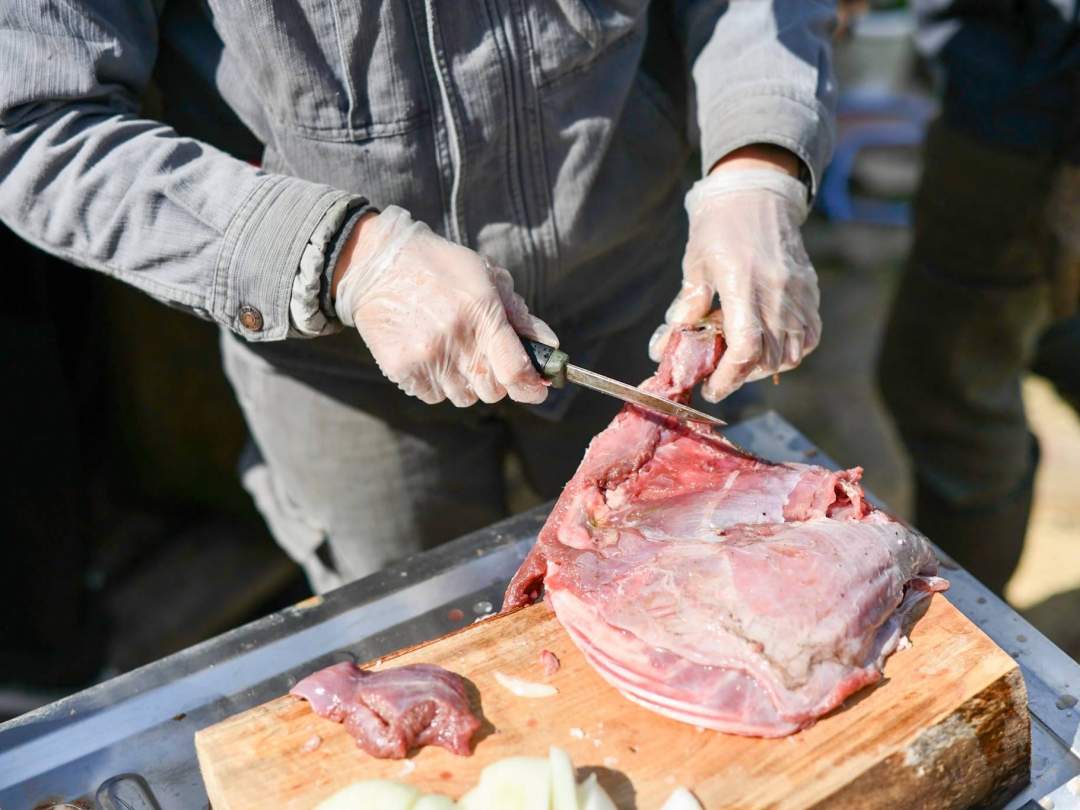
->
[494,670,558,698]
[661,786,703,810]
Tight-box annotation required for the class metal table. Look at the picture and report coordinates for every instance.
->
[1,413,1077,810]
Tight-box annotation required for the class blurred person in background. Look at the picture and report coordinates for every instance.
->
[878,0,1080,596]
[0,3,837,596]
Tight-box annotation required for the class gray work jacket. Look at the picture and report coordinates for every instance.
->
[0,1,836,366]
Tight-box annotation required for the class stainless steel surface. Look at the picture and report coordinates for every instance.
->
[0,412,1076,810]
[565,363,727,428]
[97,774,162,810]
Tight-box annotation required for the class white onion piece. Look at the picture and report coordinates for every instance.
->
[494,670,558,698]
[660,786,703,810]
[577,773,617,810]
[549,745,578,810]
[413,796,457,810]
[314,780,419,810]
[460,755,550,810]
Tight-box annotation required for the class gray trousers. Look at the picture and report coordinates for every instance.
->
[220,311,666,592]
[878,120,1080,595]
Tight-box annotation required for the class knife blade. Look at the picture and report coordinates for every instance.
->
[520,338,727,429]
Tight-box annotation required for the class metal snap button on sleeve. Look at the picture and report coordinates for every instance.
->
[239,305,264,332]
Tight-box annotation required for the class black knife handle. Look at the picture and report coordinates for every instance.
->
[520,337,569,388]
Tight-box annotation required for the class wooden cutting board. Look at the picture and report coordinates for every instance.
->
[196,595,1029,810]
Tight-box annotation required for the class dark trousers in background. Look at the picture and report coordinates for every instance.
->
[878,121,1080,596]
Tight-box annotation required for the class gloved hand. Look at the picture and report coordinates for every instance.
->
[650,168,821,403]
[334,206,557,406]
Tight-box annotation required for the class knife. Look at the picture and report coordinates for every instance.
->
[520,338,727,429]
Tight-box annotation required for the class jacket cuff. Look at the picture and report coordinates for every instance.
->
[289,196,372,338]
[213,174,356,341]
[699,88,836,199]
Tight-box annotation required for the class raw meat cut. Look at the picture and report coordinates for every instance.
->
[504,321,948,737]
[290,662,481,758]
[540,649,561,677]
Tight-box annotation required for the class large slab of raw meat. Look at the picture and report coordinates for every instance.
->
[504,322,948,737]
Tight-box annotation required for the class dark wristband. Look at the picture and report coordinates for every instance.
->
[320,201,377,321]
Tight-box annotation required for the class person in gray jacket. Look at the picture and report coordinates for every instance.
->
[0,1,836,591]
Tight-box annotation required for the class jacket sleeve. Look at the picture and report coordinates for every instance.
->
[0,1,357,341]
[675,0,838,189]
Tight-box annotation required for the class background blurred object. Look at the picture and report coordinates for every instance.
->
[823,2,932,226]
[2,226,109,713]
[0,224,303,721]
[835,3,917,92]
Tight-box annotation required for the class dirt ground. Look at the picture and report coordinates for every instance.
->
[1008,377,1080,659]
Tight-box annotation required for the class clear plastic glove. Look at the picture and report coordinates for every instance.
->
[334,206,557,406]
[650,168,821,402]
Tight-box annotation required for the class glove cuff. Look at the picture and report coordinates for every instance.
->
[685,169,811,224]
[334,205,421,327]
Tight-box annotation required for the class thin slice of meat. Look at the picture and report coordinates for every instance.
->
[290,662,481,758]
[540,649,561,677]
[504,321,948,737]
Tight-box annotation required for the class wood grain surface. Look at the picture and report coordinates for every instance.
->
[196,596,1029,809]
